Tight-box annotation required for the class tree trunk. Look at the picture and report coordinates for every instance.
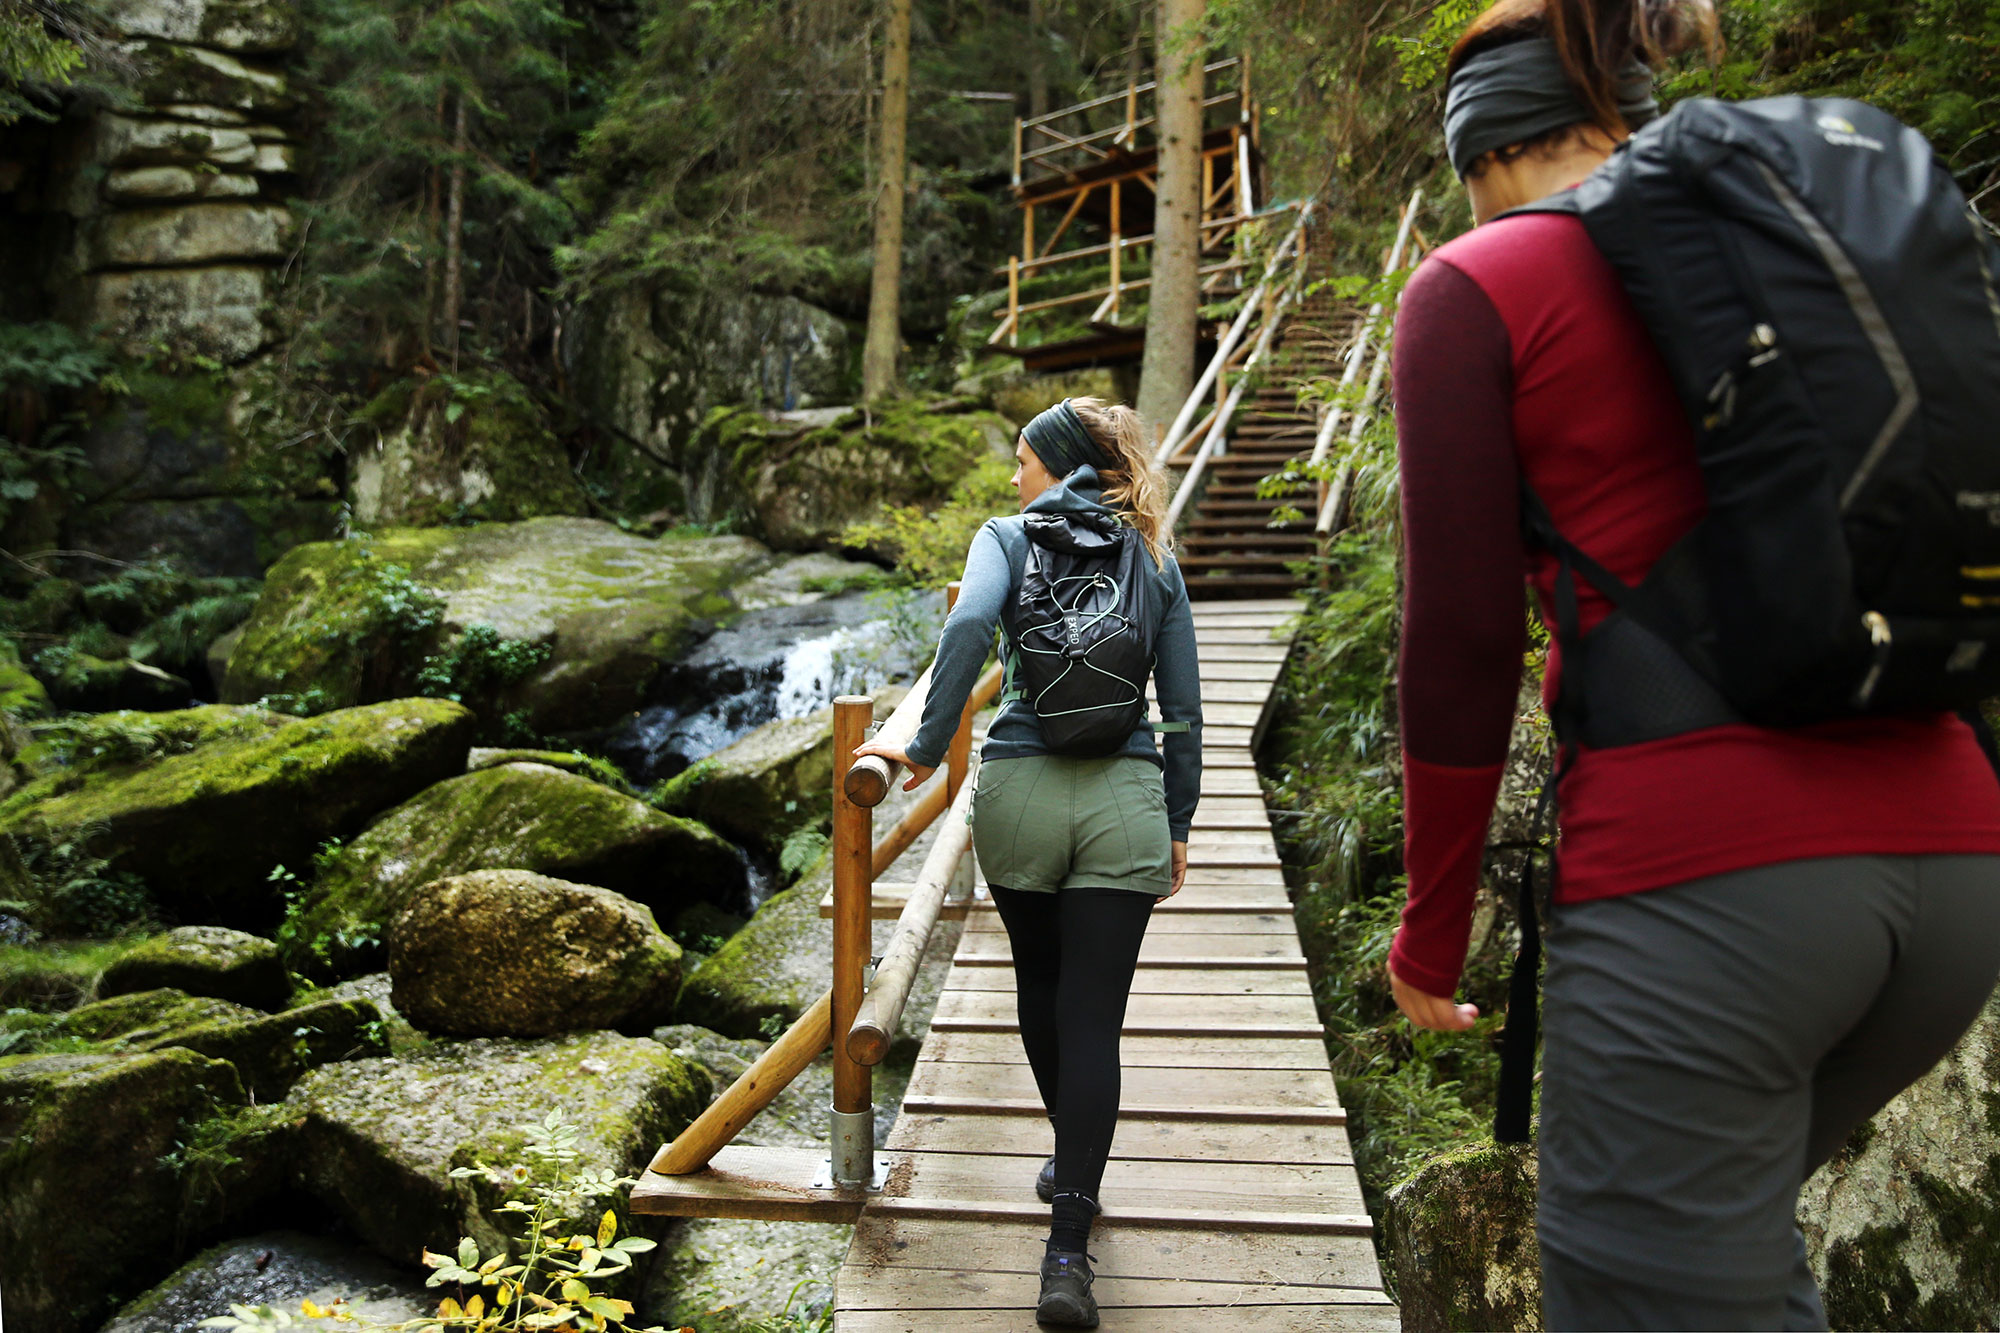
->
[861,0,912,402]
[1135,0,1204,441]
[1026,0,1047,119]
[442,90,468,372]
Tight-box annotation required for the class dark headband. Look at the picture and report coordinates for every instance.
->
[1021,399,1115,479]
[1443,36,1659,178]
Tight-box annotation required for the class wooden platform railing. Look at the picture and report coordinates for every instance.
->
[1011,56,1246,187]
[638,582,1000,1209]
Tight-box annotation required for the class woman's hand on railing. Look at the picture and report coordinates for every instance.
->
[851,739,936,792]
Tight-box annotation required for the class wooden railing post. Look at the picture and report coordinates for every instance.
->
[827,695,877,1188]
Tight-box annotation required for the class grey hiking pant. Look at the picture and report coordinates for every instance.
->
[1536,854,2000,1331]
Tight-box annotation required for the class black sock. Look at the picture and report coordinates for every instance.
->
[1046,1191,1097,1255]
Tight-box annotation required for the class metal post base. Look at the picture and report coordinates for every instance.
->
[817,1106,883,1192]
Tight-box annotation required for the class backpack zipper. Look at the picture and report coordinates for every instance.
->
[1854,611,1892,706]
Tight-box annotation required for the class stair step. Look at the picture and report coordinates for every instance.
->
[1179,555,1303,571]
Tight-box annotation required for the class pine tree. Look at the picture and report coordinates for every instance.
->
[862,0,914,401]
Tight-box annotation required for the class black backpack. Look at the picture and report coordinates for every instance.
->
[1514,94,2000,749]
[1492,96,2000,1143]
[1000,512,1167,757]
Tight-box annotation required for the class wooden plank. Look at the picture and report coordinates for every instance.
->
[818,886,971,920]
[917,1030,1330,1069]
[906,1059,1338,1111]
[1189,661,1286,682]
[835,1268,1393,1312]
[863,1194,1373,1234]
[884,1111,1356,1167]
[963,909,1297,935]
[1194,702,1266,726]
[949,966,1303,994]
[1191,629,1291,646]
[1190,599,1302,615]
[953,948,1304,969]
[1176,865,1292,886]
[844,1215,1384,1290]
[1190,795,1274,813]
[630,1144,864,1222]
[901,1095,1344,1125]
[837,1303,1397,1331]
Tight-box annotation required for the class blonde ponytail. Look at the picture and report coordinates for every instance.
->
[1068,396,1174,568]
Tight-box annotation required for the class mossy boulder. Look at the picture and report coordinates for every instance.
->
[348,372,590,528]
[98,924,290,1009]
[292,762,742,978]
[285,1030,708,1266]
[1383,1141,1542,1333]
[466,745,636,792]
[221,518,784,732]
[388,870,683,1037]
[683,707,836,854]
[0,1047,248,1333]
[27,986,385,1099]
[0,698,476,927]
[103,1231,435,1333]
[0,937,137,1011]
[714,401,1013,553]
[1799,986,2000,1329]
[36,649,193,712]
[0,635,49,718]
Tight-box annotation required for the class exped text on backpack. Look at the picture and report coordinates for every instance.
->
[1000,512,1180,756]
[1516,95,2000,748]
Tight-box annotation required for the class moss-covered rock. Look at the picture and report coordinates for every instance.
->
[686,707,835,854]
[348,371,591,528]
[25,986,385,1099]
[389,870,683,1037]
[292,762,742,978]
[285,1030,708,1266]
[1800,986,2000,1329]
[0,698,475,927]
[35,649,193,712]
[466,745,637,792]
[1383,1140,1542,1333]
[102,1230,435,1333]
[0,635,49,718]
[221,518,783,732]
[716,400,1013,553]
[98,924,289,1009]
[0,1047,247,1333]
[0,937,136,1011]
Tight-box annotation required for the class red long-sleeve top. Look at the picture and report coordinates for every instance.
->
[1389,211,2000,999]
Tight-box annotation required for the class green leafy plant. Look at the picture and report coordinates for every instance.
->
[415,623,553,705]
[841,456,1016,589]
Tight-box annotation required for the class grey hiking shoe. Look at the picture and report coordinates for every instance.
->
[1036,1250,1098,1328]
[1036,1155,1055,1203]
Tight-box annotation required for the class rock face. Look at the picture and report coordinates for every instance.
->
[285,1030,708,1265]
[293,762,741,977]
[348,372,591,528]
[103,1231,435,1333]
[711,402,1014,552]
[569,286,861,521]
[388,870,683,1037]
[0,1048,248,1333]
[98,924,290,1009]
[1383,1141,1543,1333]
[0,698,476,927]
[222,519,788,732]
[1799,987,2000,1329]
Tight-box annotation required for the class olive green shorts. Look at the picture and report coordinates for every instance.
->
[969,753,1173,896]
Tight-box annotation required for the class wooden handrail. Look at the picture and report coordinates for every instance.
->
[1017,56,1239,130]
[848,657,1003,807]
[649,989,833,1174]
[846,771,979,1066]
[1165,281,1298,531]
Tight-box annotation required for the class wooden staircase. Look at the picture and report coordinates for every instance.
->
[1174,282,1357,600]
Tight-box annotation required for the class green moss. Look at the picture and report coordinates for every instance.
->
[0,937,138,1011]
[0,637,47,718]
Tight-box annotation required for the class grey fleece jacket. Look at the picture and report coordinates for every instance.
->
[904,467,1203,840]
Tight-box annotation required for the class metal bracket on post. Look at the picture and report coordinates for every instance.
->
[817,1106,886,1192]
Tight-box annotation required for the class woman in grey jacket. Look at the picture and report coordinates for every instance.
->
[854,397,1202,1329]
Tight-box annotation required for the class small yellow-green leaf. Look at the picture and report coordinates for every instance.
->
[597,1209,617,1247]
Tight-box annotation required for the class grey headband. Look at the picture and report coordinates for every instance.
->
[1021,399,1114,479]
[1443,36,1659,178]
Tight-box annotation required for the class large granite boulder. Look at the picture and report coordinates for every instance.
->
[95,0,302,53]
[1383,1141,1542,1333]
[0,698,475,927]
[98,924,290,1009]
[103,1231,434,1333]
[0,1048,248,1333]
[680,706,836,854]
[285,1030,708,1265]
[27,986,384,1099]
[1800,987,2000,1329]
[221,519,792,732]
[388,870,683,1037]
[348,371,590,528]
[291,762,741,977]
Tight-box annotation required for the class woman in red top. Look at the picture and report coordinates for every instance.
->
[1390,1,2000,1326]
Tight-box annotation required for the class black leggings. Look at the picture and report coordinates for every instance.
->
[988,884,1156,1201]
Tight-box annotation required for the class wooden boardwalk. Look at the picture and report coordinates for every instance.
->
[831,599,1394,1331]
